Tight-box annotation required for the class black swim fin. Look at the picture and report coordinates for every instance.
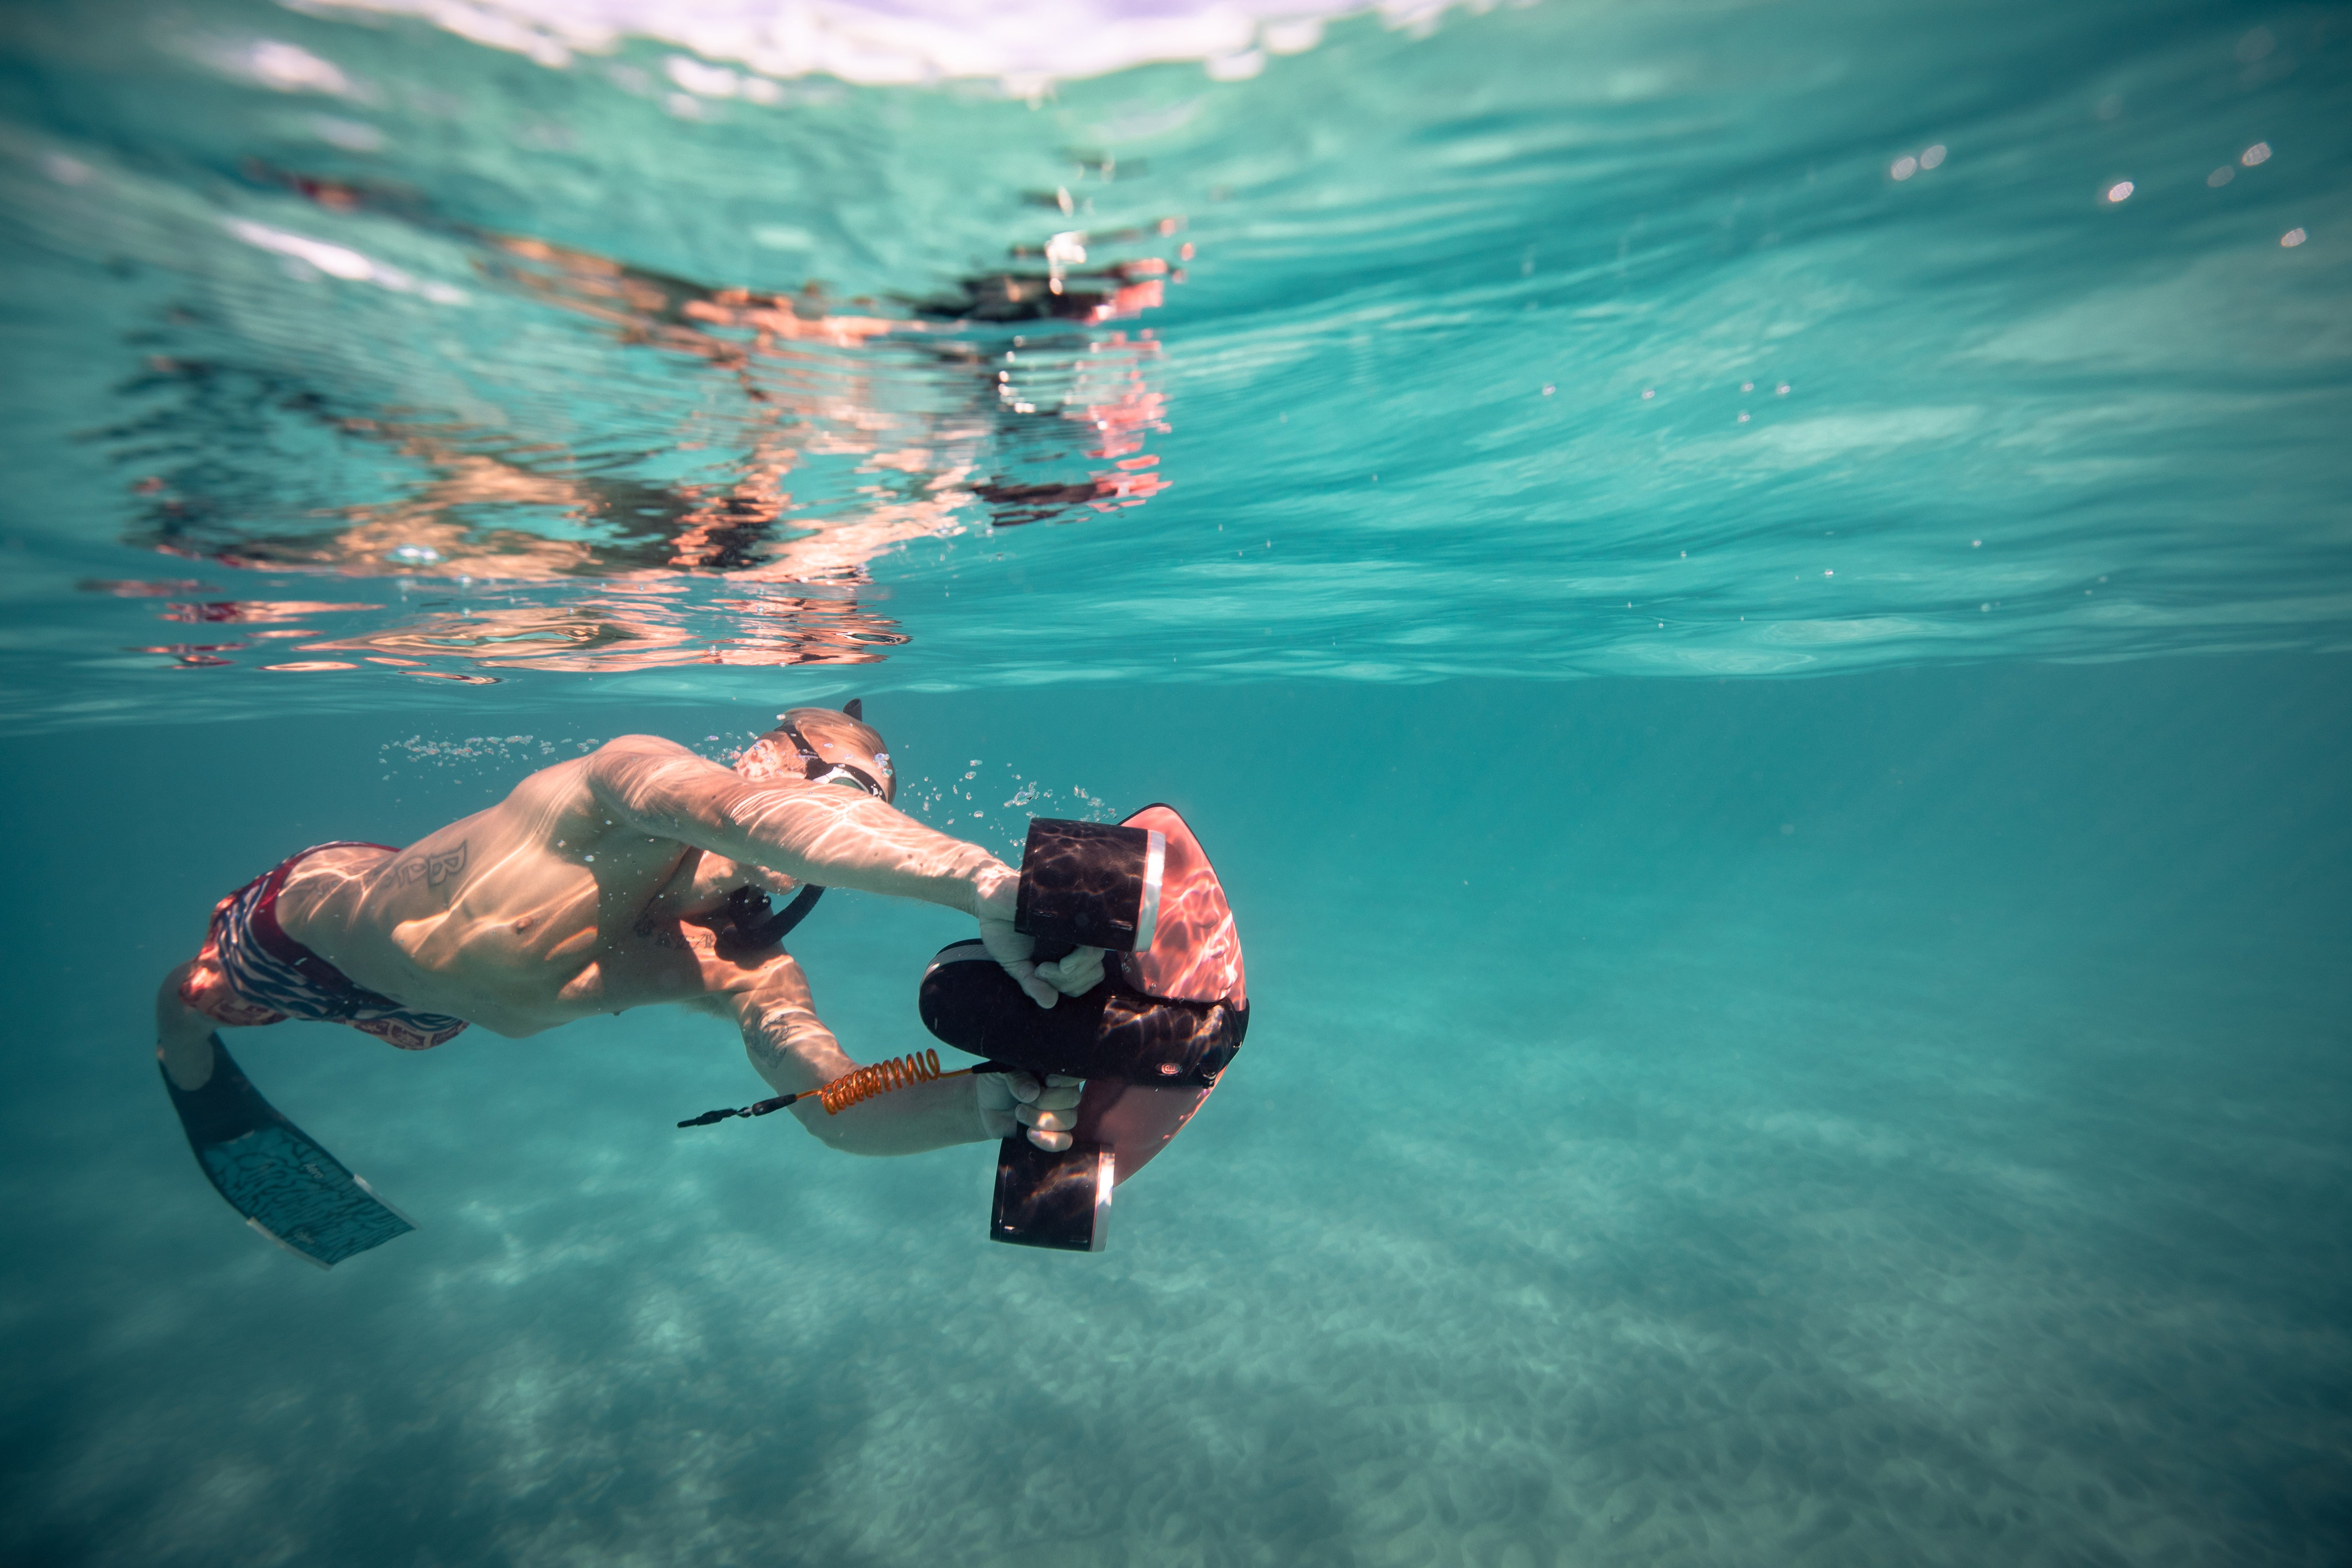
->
[161,1035,415,1268]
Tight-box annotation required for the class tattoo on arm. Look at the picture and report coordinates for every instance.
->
[393,841,469,890]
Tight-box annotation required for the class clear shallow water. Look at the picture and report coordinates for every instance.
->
[1,1,2348,1564]
[4,667,2349,1564]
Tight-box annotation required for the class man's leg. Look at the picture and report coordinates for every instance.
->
[157,962,220,1090]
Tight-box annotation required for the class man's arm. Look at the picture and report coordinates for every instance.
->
[583,738,1015,914]
[583,738,1070,1006]
[722,954,1080,1156]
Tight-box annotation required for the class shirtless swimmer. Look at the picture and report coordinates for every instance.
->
[156,703,1102,1162]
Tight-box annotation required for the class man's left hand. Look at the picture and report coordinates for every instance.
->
[977,1071,1085,1152]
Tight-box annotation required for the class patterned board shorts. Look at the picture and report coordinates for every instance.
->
[179,842,470,1052]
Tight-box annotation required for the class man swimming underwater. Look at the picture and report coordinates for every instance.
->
[156,702,1099,1165]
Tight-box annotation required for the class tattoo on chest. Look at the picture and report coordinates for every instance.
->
[394,841,469,890]
[632,915,717,955]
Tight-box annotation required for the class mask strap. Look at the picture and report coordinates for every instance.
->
[775,718,886,801]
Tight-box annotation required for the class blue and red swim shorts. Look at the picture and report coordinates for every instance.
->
[179,842,469,1052]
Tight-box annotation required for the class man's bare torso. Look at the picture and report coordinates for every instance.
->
[268,735,1003,1036]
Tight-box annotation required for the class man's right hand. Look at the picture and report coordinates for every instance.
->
[977,914,1060,1008]
[1033,945,1106,998]
[975,866,1060,1007]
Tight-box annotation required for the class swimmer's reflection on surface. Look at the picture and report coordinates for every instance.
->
[299,594,911,674]
[110,174,1183,671]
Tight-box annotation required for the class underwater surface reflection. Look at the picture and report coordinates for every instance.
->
[3,0,2348,722]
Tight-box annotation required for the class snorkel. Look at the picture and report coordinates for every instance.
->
[716,698,890,952]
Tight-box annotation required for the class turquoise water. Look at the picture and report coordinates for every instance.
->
[3,0,2349,1561]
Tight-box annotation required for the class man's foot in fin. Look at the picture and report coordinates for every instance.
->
[157,962,220,1091]
[159,1030,216,1092]
[161,1035,415,1268]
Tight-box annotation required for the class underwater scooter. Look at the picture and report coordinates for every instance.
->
[680,808,1249,1252]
